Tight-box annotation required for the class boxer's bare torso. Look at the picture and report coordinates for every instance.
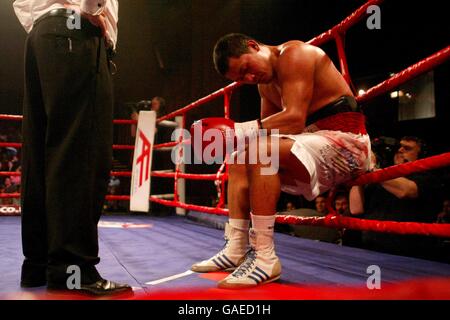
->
[260,41,352,113]
[226,40,353,134]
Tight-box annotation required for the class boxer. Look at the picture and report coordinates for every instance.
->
[191,33,371,289]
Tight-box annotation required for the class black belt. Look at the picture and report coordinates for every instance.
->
[33,8,116,58]
[306,95,360,126]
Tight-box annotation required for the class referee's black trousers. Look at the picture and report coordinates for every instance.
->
[20,14,113,285]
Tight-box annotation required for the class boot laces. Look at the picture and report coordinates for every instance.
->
[231,249,256,278]
[211,236,230,259]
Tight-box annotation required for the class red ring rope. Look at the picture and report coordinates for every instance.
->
[1,0,449,239]
[350,153,450,186]
[276,214,450,238]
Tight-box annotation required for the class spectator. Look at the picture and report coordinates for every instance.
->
[314,194,328,215]
[104,176,122,212]
[109,175,120,189]
[334,192,349,216]
[1,177,18,205]
[11,166,22,207]
[437,199,450,224]
[287,194,340,243]
[130,96,166,137]
[10,166,22,186]
[285,201,296,212]
[349,136,442,260]
[5,147,18,161]
[331,191,350,245]
[370,136,398,168]
[436,199,450,263]
[210,195,219,207]
[335,190,362,247]
[148,96,166,116]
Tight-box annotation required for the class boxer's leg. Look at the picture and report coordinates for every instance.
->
[219,137,310,288]
[227,163,251,220]
[191,162,250,272]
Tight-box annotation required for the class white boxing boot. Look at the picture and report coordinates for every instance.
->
[218,228,281,289]
[191,223,249,273]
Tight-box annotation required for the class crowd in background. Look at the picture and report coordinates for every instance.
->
[0,123,21,206]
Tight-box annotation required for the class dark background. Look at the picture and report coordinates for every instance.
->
[1,0,448,207]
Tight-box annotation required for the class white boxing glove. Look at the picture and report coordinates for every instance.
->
[234,119,261,144]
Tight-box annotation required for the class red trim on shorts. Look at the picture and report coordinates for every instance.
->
[313,112,367,135]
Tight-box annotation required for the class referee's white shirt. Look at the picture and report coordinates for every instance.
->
[13,0,119,48]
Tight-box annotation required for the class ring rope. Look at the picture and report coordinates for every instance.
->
[157,82,240,123]
[111,171,226,181]
[276,214,450,238]
[349,153,450,186]
[357,46,450,104]
[3,187,447,239]
[307,0,384,47]
[0,141,182,151]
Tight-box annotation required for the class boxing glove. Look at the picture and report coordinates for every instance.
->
[190,118,260,163]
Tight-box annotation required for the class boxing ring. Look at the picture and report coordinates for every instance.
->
[1,0,450,300]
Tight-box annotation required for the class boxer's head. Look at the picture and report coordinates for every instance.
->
[213,33,273,84]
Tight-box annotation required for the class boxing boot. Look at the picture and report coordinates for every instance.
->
[191,222,249,273]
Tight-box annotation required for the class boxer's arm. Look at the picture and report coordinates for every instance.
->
[260,97,280,121]
[259,87,280,120]
[260,45,314,134]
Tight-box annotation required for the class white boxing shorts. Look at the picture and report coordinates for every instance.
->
[273,130,371,201]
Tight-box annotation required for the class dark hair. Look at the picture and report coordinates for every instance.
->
[213,33,256,76]
[334,192,349,201]
[400,136,428,158]
[152,96,166,114]
[152,96,165,106]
